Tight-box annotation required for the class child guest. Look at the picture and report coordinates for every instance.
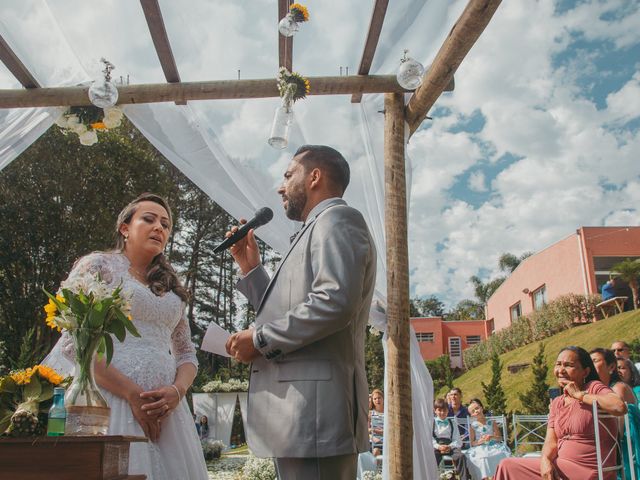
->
[465,398,510,479]
[433,398,470,479]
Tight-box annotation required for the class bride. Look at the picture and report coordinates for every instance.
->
[45,193,208,480]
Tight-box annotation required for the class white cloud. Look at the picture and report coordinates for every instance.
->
[468,171,487,192]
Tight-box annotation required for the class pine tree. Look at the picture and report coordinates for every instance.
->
[518,343,550,414]
[482,352,507,414]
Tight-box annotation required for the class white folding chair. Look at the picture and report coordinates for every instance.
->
[448,416,470,450]
[486,414,508,445]
[512,414,548,457]
[593,401,636,480]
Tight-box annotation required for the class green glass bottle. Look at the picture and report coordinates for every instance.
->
[47,387,66,436]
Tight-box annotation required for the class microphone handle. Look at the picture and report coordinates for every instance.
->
[213,217,261,253]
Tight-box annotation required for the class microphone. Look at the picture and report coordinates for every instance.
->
[213,207,274,253]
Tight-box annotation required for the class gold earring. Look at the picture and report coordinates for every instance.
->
[124,234,128,243]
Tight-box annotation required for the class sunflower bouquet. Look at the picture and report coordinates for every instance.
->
[55,105,124,146]
[276,67,310,106]
[0,364,67,436]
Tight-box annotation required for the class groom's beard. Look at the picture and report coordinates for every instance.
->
[285,188,307,222]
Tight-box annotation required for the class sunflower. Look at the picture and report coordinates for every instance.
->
[290,3,309,22]
[34,365,64,386]
[10,368,35,386]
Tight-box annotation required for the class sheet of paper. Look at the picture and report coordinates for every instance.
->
[201,322,231,357]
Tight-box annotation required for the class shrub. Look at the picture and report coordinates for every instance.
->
[201,378,249,393]
[201,439,225,461]
[240,455,277,480]
[362,472,383,480]
[463,294,598,369]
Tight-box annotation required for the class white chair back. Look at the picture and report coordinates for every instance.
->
[512,414,548,456]
[448,416,470,450]
[592,401,636,480]
[485,414,509,444]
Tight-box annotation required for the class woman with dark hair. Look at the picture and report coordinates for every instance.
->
[590,348,637,405]
[617,357,640,401]
[495,346,626,480]
[46,193,207,479]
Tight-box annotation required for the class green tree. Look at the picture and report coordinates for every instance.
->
[410,295,445,317]
[482,352,507,414]
[612,258,640,309]
[426,355,455,393]
[445,299,484,321]
[498,252,533,273]
[365,328,385,390]
[518,343,550,414]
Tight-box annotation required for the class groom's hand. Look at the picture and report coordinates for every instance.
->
[226,329,260,363]
[225,220,261,275]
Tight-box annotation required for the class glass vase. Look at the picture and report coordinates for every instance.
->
[65,329,110,435]
[278,13,299,37]
[268,99,294,149]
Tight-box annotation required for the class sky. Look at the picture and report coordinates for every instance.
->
[0,0,639,309]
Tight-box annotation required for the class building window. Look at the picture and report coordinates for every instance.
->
[532,285,547,310]
[415,332,434,342]
[510,302,521,322]
[449,337,462,357]
[466,335,482,345]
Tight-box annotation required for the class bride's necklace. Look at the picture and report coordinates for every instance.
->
[129,265,149,283]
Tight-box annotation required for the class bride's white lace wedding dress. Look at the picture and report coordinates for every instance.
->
[45,251,208,480]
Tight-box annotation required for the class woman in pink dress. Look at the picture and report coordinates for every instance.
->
[495,346,627,480]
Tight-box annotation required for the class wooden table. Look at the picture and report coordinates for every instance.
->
[0,435,147,480]
[596,296,627,318]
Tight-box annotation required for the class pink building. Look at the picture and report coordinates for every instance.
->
[411,317,492,368]
[486,226,640,332]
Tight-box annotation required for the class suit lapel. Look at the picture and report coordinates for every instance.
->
[254,198,345,315]
[255,219,315,315]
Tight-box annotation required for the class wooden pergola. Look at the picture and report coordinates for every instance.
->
[0,0,501,477]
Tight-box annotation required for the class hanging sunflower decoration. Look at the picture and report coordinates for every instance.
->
[289,3,310,22]
[277,67,311,103]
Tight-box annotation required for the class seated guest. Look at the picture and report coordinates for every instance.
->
[369,389,384,456]
[448,387,470,445]
[590,348,636,405]
[465,398,510,480]
[617,357,640,403]
[601,277,616,301]
[494,346,627,480]
[433,398,470,480]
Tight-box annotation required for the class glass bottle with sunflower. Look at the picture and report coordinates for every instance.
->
[278,3,310,37]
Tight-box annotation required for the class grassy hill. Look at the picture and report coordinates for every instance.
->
[439,310,640,412]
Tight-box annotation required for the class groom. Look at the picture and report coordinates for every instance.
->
[225,145,376,479]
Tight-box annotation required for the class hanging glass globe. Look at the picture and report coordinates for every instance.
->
[396,50,425,90]
[88,80,119,108]
[278,13,299,37]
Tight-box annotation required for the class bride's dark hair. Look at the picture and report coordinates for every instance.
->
[114,193,188,302]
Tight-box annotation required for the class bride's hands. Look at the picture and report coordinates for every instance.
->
[140,384,183,420]
[127,388,161,442]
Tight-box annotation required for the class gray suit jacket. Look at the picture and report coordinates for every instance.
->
[236,198,376,458]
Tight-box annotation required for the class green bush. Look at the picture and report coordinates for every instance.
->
[240,455,277,480]
[201,439,225,461]
[463,294,600,369]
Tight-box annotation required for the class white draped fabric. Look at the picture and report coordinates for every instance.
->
[0,1,471,477]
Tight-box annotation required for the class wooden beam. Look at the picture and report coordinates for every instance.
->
[140,0,181,83]
[351,0,389,103]
[278,0,293,71]
[0,34,40,89]
[384,92,413,480]
[0,75,407,109]
[406,0,501,135]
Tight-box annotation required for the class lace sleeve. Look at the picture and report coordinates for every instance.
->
[171,307,199,369]
[60,252,116,289]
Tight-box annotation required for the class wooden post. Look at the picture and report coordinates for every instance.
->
[384,92,412,479]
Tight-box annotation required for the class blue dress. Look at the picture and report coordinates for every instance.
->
[465,420,511,479]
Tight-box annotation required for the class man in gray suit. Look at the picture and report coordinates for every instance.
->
[225,145,377,479]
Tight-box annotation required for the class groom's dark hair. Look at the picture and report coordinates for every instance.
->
[295,145,350,195]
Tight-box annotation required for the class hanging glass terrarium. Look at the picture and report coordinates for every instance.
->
[88,58,119,108]
[396,49,425,90]
[268,68,310,150]
[278,3,310,37]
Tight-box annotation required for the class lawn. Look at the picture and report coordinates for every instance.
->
[440,310,640,412]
